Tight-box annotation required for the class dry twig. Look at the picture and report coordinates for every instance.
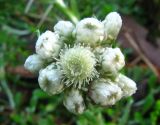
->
[124,32,159,77]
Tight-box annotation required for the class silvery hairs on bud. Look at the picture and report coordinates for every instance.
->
[89,79,122,106]
[54,21,75,38]
[74,17,104,47]
[102,47,125,75]
[24,54,45,73]
[103,12,122,40]
[35,30,62,61]
[63,89,85,114]
[38,63,64,95]
[116,74,137,97]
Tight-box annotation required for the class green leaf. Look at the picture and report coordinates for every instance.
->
[118,99,133,125]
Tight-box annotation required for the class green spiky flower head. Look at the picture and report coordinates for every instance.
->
[59,45,98,89]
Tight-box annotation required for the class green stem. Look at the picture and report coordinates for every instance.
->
[1,79,15,109]
[118,99,133,125]
[0,51,15,109]
[55,0,79,24]
[37,2,54,28]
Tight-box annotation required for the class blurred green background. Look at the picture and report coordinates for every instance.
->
[0,0,160,125]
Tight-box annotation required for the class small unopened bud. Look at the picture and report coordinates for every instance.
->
[63,89,85,114]
[35,30,62,61]
[54,21,74,38]
[89,79,122,106]
[116,74,137,97]
[38,63,64,95]
[103,12,122,40]
[102,47,125,74]
[24,54,45,73]
[75,18,104,47]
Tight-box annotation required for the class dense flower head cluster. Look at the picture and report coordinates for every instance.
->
[24,12,137,114]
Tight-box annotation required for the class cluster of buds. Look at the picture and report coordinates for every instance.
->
[24,12,137,114]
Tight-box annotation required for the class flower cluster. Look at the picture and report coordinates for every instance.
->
[24,12,137,114]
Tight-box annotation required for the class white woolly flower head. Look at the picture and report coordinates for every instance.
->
[24,54,45,73]
[116,74,137,97]
[54,21,75,38]
[102,47,125,74]
[35,30,62,61]
[58,45,98,89]
[38,63,64,95]
[75,17,104,47]
[24,12,138,114]
[103,12,122,40]
[63,89,85,114]
[89,79,122,106]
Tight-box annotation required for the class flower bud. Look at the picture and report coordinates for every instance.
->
[89,79,122,106]
[102,47,125,74]
[116,74,137,97]
[63,89,85,114]
[75,18,104,47]
[54,21,75,38]
[35,30,62,61]
[59,45,98,89]
[103,12,122,40]
[24,54,45,73]
[38,63,64,95]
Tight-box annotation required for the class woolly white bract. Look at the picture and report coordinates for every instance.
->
[103,12,122,40]
[54,21,74,38]
[116,74,137,97]
[89,79,122,106]
[38,64,64,95]
[24,12,137,114]
[36,30,62,61]
[102,47,125,75]
[63,89,85,114]
[75,18,104,47]
[24,54,45,73]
